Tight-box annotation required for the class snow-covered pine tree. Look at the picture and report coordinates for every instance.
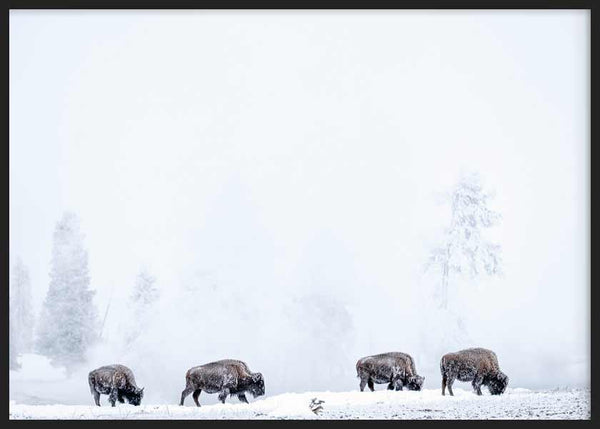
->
[426,172,502,310]
[131,268,159,310]
[9,258,35,367]
[125,268,159,343]
[36,212,99,371]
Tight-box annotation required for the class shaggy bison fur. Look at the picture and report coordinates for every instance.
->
[179,359,265,406]
[88,364,144,406]
[440,347,509,396]
[356,352,425,392]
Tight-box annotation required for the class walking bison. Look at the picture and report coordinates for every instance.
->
[356,352,424,392]
[440,347,509,396]
[179,359,265,406]
[88,364,144,406]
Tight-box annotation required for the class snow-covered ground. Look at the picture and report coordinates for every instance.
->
[10,355,590,419]
[10,387,590,420]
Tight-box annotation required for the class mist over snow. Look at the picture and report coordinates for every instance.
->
[10,10,589,406]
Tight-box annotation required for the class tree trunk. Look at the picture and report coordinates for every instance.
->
[440,243,451,310]
[440,262,449,310]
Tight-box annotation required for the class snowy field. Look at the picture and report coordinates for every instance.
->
[10,387,590,420]
[9,355,590,420]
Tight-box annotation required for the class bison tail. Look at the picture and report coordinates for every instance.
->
[88,373,96,394]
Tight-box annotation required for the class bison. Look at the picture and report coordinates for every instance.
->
[88,364,144,406]
[179,359,265,406]
[440,347,509,396]
[356,352,424,392]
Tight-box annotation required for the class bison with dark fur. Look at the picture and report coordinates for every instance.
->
[356,352,424,392]
[440,347,509,396]
[180,359,265,406]
[88,364,144,406]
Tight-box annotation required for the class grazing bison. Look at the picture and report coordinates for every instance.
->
[88,364,144,406]
[356,352,424,392]
[179,359,265,406]
[440,347,509,396]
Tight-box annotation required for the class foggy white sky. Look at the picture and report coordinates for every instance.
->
[10,10,589,395]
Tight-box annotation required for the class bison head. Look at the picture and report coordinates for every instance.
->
[407,375,425,391]
[124,387,144,406]
[487,372,508,395]
[249,372,265,398]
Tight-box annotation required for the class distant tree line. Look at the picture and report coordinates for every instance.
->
[10,171,502,375]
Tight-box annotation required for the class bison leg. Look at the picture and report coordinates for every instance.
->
[367,379,375,392]
[117,391,125,403]
[109,388,118,407]
[387,382,394,391]
[442,374,447,396]
[472,375,484,396]
[359,377,368,392]
[89,376,101,406]
[238,394,249,404]
[192,389,202,407]
[180,386,194,406]
[218,389,230,404]
[447,377,455,396]
[92,390,101,406]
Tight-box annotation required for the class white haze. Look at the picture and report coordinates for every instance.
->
[10,10,589,404]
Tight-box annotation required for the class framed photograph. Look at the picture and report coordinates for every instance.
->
[7,5,592,420]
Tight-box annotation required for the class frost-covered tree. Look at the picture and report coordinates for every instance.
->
[426,172,502,310]
[9,258,35,367]
[131,269,159,310]
[36,212,99,370]
[125,268,159,343]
